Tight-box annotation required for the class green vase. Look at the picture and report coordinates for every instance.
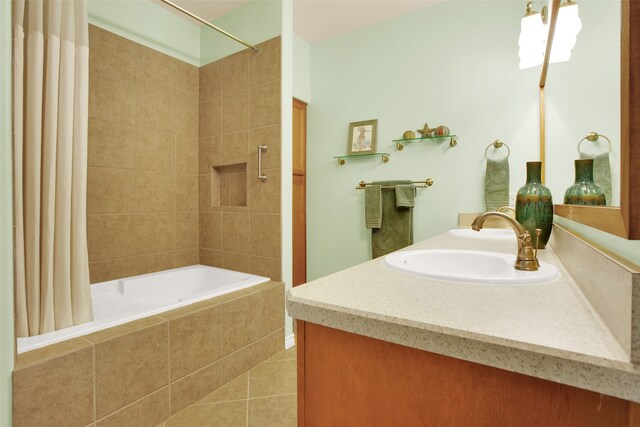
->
[515,161,553,249]
[563,159,606,206]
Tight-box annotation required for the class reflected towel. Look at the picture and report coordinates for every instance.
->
[371,180,413,259]
[395,185,416,208]
[580,152,612,206]
[485,157,509,211]
[365,185,382,229]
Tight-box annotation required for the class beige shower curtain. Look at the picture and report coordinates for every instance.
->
[13,0,93,337]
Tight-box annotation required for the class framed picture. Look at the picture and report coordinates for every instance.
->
[347,119,378,155]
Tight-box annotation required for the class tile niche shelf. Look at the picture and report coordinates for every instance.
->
[394,135,458,151]
[334,152,390,166]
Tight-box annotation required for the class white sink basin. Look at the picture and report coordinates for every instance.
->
[384,249,559,285]
[448,228,515,240]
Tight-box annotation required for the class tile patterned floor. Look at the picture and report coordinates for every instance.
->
[161,346,297,427]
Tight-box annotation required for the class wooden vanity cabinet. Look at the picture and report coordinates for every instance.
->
[296,320,640,427]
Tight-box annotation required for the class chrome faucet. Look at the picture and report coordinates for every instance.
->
[471,211,541,271]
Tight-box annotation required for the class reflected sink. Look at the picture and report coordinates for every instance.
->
[384,249,559,284]
[448,228,515,240]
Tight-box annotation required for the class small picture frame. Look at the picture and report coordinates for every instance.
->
[347,119,378,155]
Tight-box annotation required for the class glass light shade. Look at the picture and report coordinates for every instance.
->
[519,13,546,69]
[550,3,582,63]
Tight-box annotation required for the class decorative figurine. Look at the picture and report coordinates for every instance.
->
[417,123,434,137]
[403,130,416,139]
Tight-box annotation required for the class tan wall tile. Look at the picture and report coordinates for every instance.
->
[176,212,199,249]
[13,341,94,426]
[135,172,176,212]
[132,213,176,255]
[221,50,250,95]
[223,252,251,273]
[88,167,135,214]
[250,214,281,258]
[250,80,280,128]
[200,212,223,250]
[135,251,176,276]
[89,71,136,125]
[175,248,199,268]
[199,136,221,173]
[135,128,175,172]
[89,24,138,84]
[90,257,138,284]
[136,48,176,93]
[249,124,280,170]
[96,387,170,427]
[219,339,263,384]
[199,61,222,101]
[222,212,250,254]
[249,168,280,213]
[175,174,198,212]
[136,86,176,133]
[88,119,136,169]
[221,291,262,355]
[248,394,296,427]
[220,171,247,207]
[199,172,222,211]
[176,98,198,138]
[170,361,223,414]
[168,304,222,381]
[165,400,246,427]
[222,90,249,133]
[260,282,284,337]
[221,130,249,165]
[199,248,223,267]
[250,256,281,282]
[261,328,285,361]
[176,136,198,174]
[198,97,222,138]
[92,321,169,418]
[176,61,199,101]
[88,214,136,261]
[250,37,281,87]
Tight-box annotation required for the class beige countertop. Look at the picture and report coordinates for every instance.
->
[286,230,640,402]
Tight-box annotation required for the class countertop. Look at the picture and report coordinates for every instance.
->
[286,231,640,402]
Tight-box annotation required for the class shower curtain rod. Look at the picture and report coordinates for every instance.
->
[159,0,259,52]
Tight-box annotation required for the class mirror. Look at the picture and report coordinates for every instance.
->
[545,0,639,239]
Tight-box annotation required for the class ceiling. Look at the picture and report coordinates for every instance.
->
[159,0,442,44]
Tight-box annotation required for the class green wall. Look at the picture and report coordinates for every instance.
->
[0,0,14,424]
[293,34,310,102]
[306,0,540,280]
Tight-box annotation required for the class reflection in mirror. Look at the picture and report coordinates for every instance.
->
[545,0,621,206]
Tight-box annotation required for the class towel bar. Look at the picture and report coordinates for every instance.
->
[356,179,434,190]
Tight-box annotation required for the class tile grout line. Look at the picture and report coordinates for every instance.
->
[246,366,251,427]
[93,344,97,423]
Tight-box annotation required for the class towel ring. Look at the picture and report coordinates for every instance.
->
[577,132,612,155]
[484,140,510,160]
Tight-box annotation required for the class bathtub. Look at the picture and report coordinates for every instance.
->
[17,264,270,354]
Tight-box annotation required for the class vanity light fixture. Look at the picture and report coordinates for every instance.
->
[518,0,581,69]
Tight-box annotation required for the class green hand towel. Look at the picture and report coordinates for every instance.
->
[580,152,612,206]
[395,185,415,208]
[365,185,382,229]
[485,157,509,212]
[371,180,413,259]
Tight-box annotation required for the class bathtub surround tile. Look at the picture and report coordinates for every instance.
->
[199,173,222,211]
[220,339,264,384]
[135,171,176,213]
[89,25,138,84]
[89,71,136,125]
[87,167,134,214]
[168,304,222,381]
[219,168,247,207]
[176,212,199,250]
[222,212,250,254]
[249,168,280,214]
[88,119,136,169]
[260,283,285,337]
[136,251,176,276]
[199,136,222,174]
[198,96,222,138]
[135,128,176,173]
[13,339,94,427]
[199,60,222,101]
[132,213,176,255]
[176,61,199,102]
[86,317,169,418]
[221,291,263,355]
[250,214,281,258]
[221,50,250,95]
[267,338,294,362]
[89,257,139,284]
[175,249,199,267]
[165,400,247,427]
[248,394,297,427]
[250,255,281,282]
[200,212,223,250]
[199,248,223,268]
[176,98,198,138]
[250,37,281,87]
[170,361,223,414]
[136,86,176,133]
[221,130,249,165]
[223,252,251,273]
[175,174,198,212]
[136,48,177,93]
[249,124,280,170]
[176,136,198,174]
[88,214,136,261]
[95,387,170,427]
[250,80,280,128]
[262,328,286,361]
[222,89,250,133]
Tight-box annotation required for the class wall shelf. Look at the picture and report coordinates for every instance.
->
[334,152,390,166]
[393,135,458,151]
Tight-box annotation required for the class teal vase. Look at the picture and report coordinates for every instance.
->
[563,159,606,206]
[515,161,553,249]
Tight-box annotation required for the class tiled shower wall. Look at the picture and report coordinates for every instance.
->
[86,26,282,283]
[87,25,199,283]
[198,37,282,281]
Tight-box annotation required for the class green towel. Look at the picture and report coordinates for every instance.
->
[485,157,509,212]
[371,180,413,259]
[395,185,415,207]
[365,185,382,229]
[580,152,612,206]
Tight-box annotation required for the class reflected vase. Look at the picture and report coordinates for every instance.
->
[563,159,606,206]
[515,161,553,249]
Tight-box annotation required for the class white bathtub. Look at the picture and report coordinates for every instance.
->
[17,265,270,354]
